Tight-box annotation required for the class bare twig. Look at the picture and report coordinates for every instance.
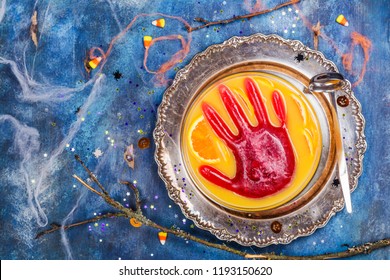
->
[194,17,210,24]
[35,213,126,239]
[187,0,300,32]
[245,239,390,259]
[36,209,390,259]
[72,174,102,196]
[36,155,390,260]
[312,21,322,50]
[120,180,142,214]
[74,155,108,196]
[30,10,39,47]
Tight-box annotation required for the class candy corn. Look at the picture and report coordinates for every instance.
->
[88,57,102,69]
[158,231,167,245]
[336,14,349,26]
[152,18,165,28]
[143,35,153,48]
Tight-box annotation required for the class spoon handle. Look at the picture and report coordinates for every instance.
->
[309,72,352,213]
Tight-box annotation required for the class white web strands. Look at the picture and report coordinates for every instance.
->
[61,190,86,260]
[0,74,106,227]
[0,0,6,23]
[0,56,97,103]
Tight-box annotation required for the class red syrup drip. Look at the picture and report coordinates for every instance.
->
[199,78,296,198]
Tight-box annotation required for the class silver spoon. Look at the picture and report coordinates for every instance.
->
[308,72,352,213]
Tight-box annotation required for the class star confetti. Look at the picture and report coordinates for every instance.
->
[93,148,104,158]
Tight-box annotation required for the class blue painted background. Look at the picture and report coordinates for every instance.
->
[0,0,389,260]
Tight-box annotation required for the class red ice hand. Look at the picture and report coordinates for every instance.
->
[199,78,295,198]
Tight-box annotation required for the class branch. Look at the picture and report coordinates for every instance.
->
[36,155,390,260]
[36,210,390,259]
[72,174,102,196]
[312,21,322,50]
[35,212,126,239]
[74,155,108,196]
[187,0,300,32]
[245,238,390,259]
[119,180,142,214]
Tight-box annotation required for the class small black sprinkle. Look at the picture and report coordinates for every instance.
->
[113,70,123,80]
[294,53,305,63]
[332,178,340,188]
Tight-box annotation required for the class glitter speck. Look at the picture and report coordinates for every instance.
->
[94,223,98,227]
[150,253,154,257]
[123,198,126,201]
[295,9,299,13]
[99,239,103,242]
[282,11,286,16]
[94,212,97,216]
[288,8,292,12]
[321,239,325,243]
[292,23,296,28]
[284,29,288,33]
[150,205,154,209]
[71,148,75,152]
[66,144,70,148]
[169,205,172,208]
[133,180,137,184]
[73,184,76,188]
[31,179,36,184]
[43,153,48,157]
[105,130,109,135]
[93,148,103,158]
[313,241,316,245]
[126,192,130,196]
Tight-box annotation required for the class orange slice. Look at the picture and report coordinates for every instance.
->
[189,116,221,163]
[129,218,142,228]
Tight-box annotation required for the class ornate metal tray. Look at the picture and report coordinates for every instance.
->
[154,34,366,247]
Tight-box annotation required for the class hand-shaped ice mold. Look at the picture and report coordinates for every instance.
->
[199,78,296,198]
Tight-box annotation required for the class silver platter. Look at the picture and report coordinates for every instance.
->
[154,33,366,247]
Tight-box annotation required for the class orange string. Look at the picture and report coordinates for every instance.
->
[294,4,372,88]
[342,31,372,87]
[88,13,192,86]
[87,8,372,88]
[244,0,264,13]
[143,34,191,86]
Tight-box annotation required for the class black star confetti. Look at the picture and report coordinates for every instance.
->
[113,70,123,80]
[332,178,340,188]
[294,53,305,63]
